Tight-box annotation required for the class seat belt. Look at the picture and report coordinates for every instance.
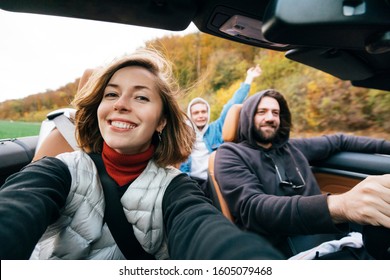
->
[53,114,79,150]
[88,153,154,260]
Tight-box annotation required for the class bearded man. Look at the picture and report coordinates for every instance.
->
[214,89,390,259]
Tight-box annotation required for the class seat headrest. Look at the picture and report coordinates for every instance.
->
[77,68,95,93]
[222,104,242,143]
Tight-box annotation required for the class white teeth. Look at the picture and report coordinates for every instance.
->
[111,121,136,129]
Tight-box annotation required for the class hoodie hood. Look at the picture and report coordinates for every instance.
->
[187,97,211,134]
[237,89,291,149]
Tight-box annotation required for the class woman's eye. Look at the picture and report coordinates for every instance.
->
[135,95,150,102]
[104,92,118,98]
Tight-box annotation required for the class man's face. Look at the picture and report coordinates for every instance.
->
[190,102,208,130]
[253,96,280,147]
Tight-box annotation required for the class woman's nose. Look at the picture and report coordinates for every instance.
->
[113,97,130,111]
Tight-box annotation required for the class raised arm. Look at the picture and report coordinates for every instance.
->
[244,64,262,85]
[217,65,263,125]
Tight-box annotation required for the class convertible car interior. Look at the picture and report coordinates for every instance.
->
[1,0,390,226]
[1,0,389,91]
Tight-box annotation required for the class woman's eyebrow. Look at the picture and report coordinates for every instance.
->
[105,83,120,89]
[106,83,151,90]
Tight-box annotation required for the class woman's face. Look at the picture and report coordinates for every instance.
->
[97,66,166,154]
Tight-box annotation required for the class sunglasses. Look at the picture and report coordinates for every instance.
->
[274,164,305,189]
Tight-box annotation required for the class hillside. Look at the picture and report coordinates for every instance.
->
[0,32,389,138]
[0,79,79,122]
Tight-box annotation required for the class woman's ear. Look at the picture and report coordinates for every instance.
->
[157,117,167,133]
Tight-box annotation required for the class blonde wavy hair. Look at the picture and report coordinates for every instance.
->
[72,48,195,167]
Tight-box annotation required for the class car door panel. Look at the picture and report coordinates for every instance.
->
[312,152,390,194]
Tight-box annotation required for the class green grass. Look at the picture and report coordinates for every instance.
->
[0,120,41,139]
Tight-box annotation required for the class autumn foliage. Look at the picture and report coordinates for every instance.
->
[0,32,389,138]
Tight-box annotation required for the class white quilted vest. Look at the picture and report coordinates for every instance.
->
[30,151,180,259]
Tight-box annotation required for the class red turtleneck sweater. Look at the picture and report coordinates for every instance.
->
[102,142,154,186]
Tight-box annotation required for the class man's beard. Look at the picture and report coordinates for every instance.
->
[253,124,278,145]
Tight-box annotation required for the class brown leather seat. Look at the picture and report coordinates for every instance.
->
[207,104,242,222]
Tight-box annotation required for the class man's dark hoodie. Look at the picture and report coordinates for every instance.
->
[214,89,390,257]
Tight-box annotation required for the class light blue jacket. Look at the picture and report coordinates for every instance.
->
[180,83,251,175]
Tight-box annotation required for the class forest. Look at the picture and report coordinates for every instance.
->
[0,31,389,139]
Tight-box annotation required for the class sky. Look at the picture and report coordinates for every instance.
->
[0,9,198,103]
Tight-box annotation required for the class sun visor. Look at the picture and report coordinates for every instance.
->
[0,0,197,31]
[351,71,390,91]
[262,0,390,52]
[285,48,374,80]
